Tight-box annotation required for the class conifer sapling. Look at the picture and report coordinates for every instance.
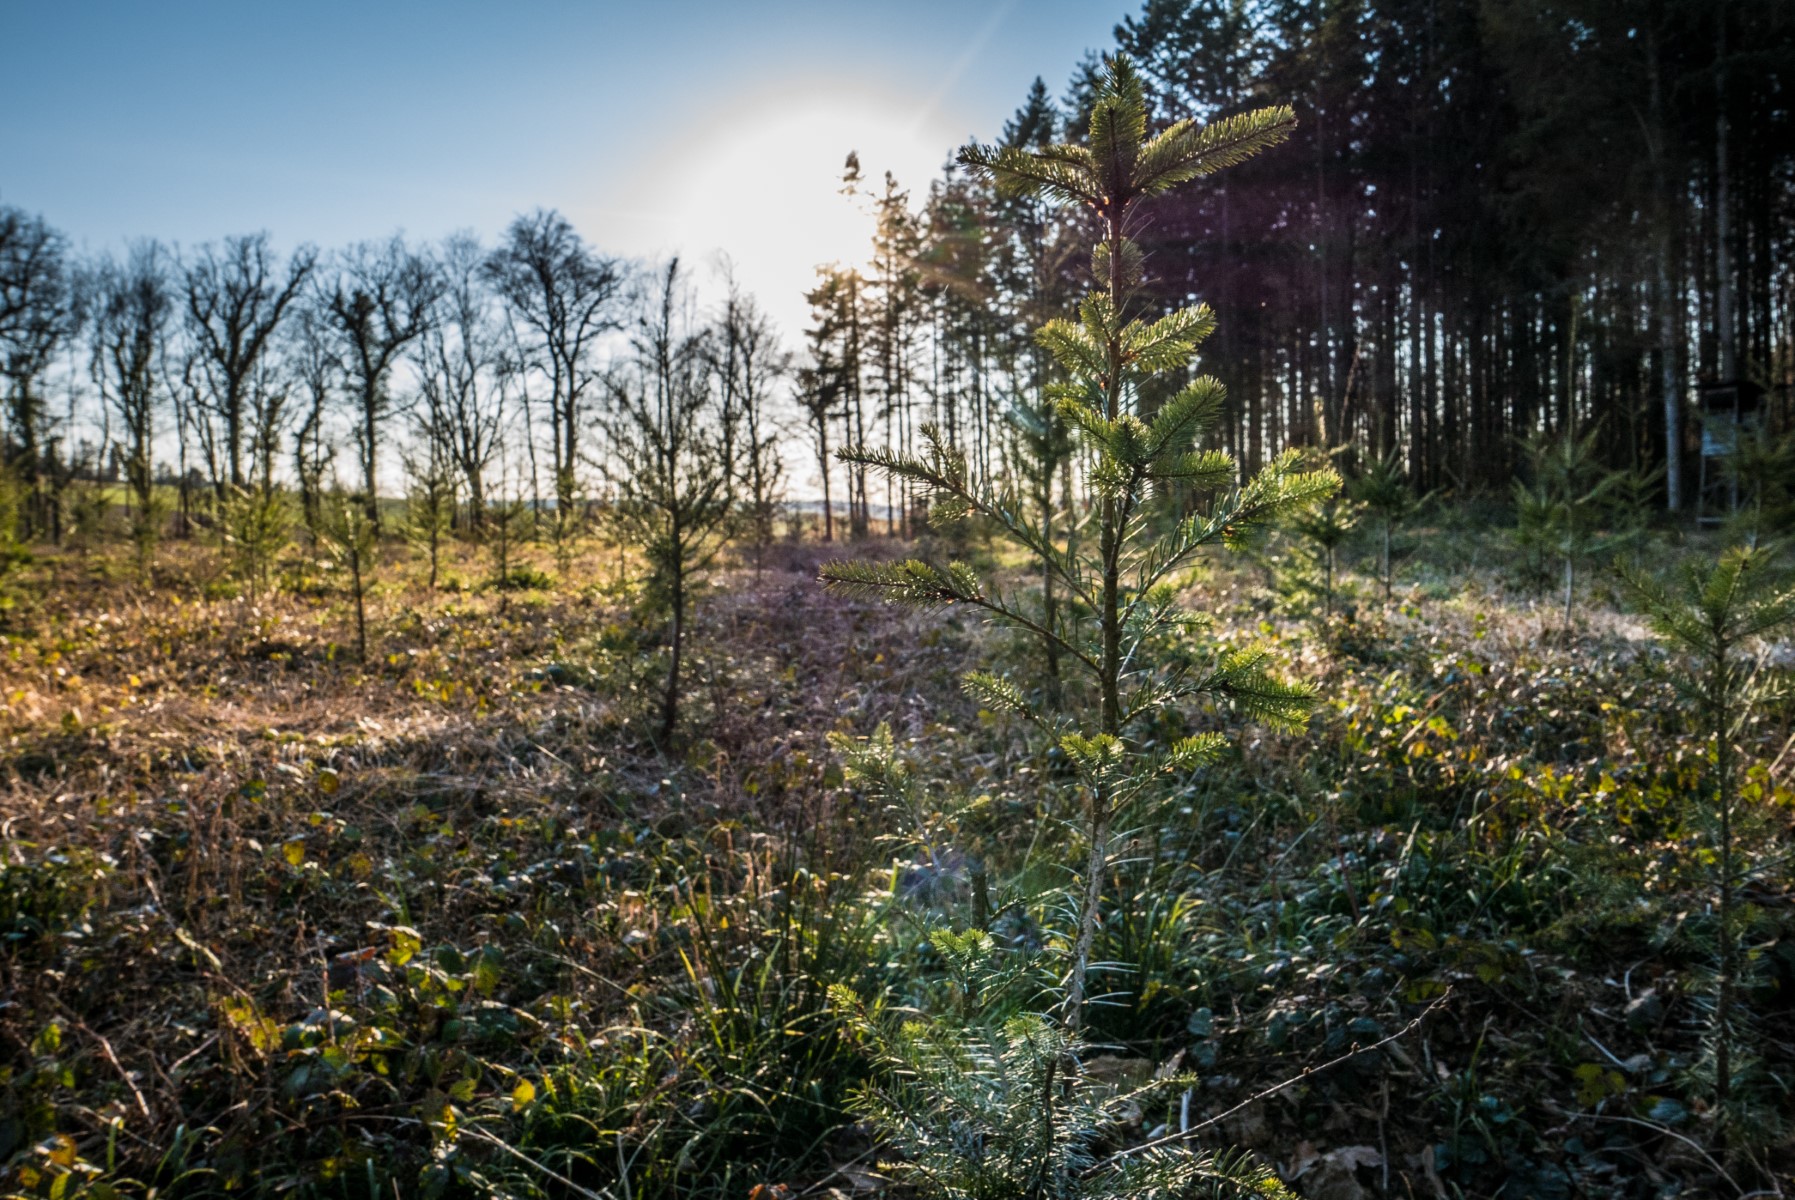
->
[827,55,1331,1027]
[1622,544,1795,1120]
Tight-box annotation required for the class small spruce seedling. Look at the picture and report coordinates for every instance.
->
[1623,544,1795,1123]
[1352,448,1420,603]
[823,59,1333,1198]
[319,489,379,663]
[825,54,1332,1026]
[1290,492,1362,618]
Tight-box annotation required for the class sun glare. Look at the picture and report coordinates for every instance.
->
[604,85,963,329]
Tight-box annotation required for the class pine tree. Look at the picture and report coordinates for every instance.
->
[319,489,379,663]
[1351,447,1420,603]
[868,172,924,538]
[803,265,865,540]
[1290,491,1362,618]
[1622,546,1795,1124]
[602,260,737,743]
[824,56,1329,1039]
[403,444,457,591]
[221,484,290,602]
[484,492,532,591]
[1513,422,1628,627]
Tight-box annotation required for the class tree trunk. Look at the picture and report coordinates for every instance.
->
[1563,553,1574,629]
[352,554,368,663]
[362,385,381,529]
[1714,638,1735,1109]
[662,567,685,743]
[1382,519,1393,602]
[1067,206,1128,1029]
[818,419,834,543]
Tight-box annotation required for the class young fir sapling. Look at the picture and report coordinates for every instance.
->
[1513,422,1650,627]
[222,484,289,601]
[1622,545,1795,1125]
[403,445,458,590]
[319,489,378,663]
[1351,448,1420,603]
[823,54,1331,1200]
[602,259,738,743]
[1290,491,1362,618]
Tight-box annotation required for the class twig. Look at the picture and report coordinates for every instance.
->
[166,1032,219,1074]
[1571,1112,1746,1198]
[1092,989,1452,1171]
[1581,1025,1631,1070]
[459,1125,617,1200]
[52,1003,152,1124]
[87,1025,153,1122]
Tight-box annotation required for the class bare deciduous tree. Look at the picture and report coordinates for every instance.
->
[485,210,623,557]
[91,242,173,563]
[321,236,440,526]
[714,275,787,575]
[288,307,338,537]
[183,233,315,493]
[416,233,505,530]
[0,207,79,536]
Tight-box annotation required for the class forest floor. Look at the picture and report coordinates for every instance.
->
[1,519,1792,1199]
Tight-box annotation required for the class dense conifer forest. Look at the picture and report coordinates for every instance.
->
[2,3,1794,1198]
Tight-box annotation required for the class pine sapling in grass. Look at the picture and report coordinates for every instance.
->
[222,484,290,602]
[827,55,1329,1031]
[602,259,738,744]
[832,957,1293,1200]
[65,479,113,559]
[1290,492,1362,619]
[1718,421,1795,548]
[1513,422,1631,628]
[403,446,457,590]
[485,494,531,591]
[1622,545,1795,1131]
[320,490,379,663]
[0,467,24,574]
[128,487,172,576]
[1351,448,1420,603]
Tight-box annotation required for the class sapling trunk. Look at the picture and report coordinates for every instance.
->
[1713,634,1736,1109]
[1563,553,1574,629]
[1382,519,1392,602]
[1066,203,1128,1030]
[351,548,368,663]
[661,563,686,743]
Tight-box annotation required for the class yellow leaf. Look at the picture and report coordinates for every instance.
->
[1573,1062,1626,1107]
[283,840,306,867]
[317,768,340,795]
[386,926,422,966]
[512,1079,536,1110]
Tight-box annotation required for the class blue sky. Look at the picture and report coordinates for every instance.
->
[3,1,1120,330]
